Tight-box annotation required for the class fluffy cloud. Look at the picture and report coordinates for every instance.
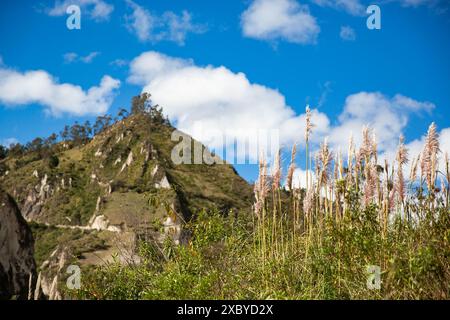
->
[128,51,445,169]
[63,52,101,64]
[311,0,366,16]
[46,0,113,21]
[80,52,101,63]
[125,0,205,45]
[340,26,356,41]
[0,66,120,116]
[241,0,320,44]
[128,51,329,158]
[328,92,435,153]
[110,59,128,67]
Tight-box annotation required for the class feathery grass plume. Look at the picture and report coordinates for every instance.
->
[303,185,314,218]
[346,134,356,186]
[336,148,343,180]
[360,126,373,159]
[420,122,440,191]
[347,133,354,167]
[410,154,419,182]
[372,133,381,202]
[363,162,379,207]
[305,105,315,192]
[445,151,449,208]
[382,159,390,233]
[445,151,449,179]
[389,185,396,212]
[304,105,314,143]
[354,150,362,176]
[440,178,446,198]
[272,149,281,190]
[317,138,333,216]
[347,133,355,168]
[317,138,333,186]
[395,135,409,204]
[372,132,378,164]
[286,144,297,191]
[359,127,380,206]
[445,151,449,182]
[254,154,269,218]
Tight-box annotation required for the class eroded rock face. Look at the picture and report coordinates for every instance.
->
[0,190,37,299]
[22,174,53,220]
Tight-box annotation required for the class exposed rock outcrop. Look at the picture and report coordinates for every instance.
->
[22,174,53,220]
[155,175,171,189]
[89,215,121,232]
[120,151,133,173]
[0,190,37,299]
[38,247,67,300]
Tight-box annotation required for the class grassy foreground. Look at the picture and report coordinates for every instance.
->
[73,207,448,300]
[72,120,449,300]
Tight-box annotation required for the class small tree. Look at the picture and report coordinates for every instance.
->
[84,120,93,138]
[131,92,152,115]
[45,133,58,147]
[93,115,112,135]
[60,125,70,142]
[118,108,129,120]
[27,137,44,153]
[70,122,90,145]
[46,154,59,169]
[8,143,24,157]
[0,145,7,160]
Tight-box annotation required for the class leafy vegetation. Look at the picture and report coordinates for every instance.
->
[73,203,448,299]
[29,222,108,268]
[71,113,449,300]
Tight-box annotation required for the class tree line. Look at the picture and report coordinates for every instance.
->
[0,93,169,161]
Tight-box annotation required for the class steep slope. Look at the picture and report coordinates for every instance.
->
[0,113,252,298]
[0,190,37,299]
[0,113,252,228]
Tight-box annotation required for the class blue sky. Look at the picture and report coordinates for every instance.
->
[0,0,449,183]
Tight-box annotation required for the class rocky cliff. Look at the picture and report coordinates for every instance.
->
[0,190,37,299]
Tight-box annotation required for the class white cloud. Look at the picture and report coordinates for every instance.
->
[128,51,440,169]
[63,52,101,64]
[311,0,366,16]
[0,66,120,116]
[46,0,114,21]
[291,168,315,189]
[328,92,435,153]
[1,138,19,148]
[63,52,78,64]
[396,0,449,14]
[80,52,101,63]
[340,25,356,41]
[241,0,320,44]
[125,0,153,42]
[110,59,128,67]
[128,51,329,158]
[318,81,333,108]
[125,0,205,45]
[398,0,438,7]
